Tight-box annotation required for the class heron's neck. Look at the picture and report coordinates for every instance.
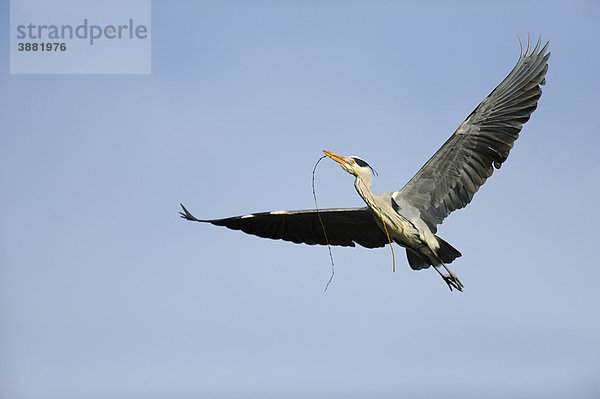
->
[354,176,375,209]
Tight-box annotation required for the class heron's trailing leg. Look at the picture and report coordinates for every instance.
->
[433,264,464,292]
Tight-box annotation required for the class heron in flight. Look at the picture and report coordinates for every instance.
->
[180,37,549,292]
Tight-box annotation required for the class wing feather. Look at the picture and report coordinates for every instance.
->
[180,204,389,249]
[393,37,549,233]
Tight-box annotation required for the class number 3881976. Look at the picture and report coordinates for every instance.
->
[18,42,67,51]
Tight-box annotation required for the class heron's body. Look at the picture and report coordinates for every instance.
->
[353,172,442,267]
[180,37,550,292]
[369,195,443,268]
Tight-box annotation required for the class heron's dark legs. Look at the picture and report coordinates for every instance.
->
[433,264,464,292]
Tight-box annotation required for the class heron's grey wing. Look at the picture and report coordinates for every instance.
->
[180,204,388,248]
[393,37,549,233]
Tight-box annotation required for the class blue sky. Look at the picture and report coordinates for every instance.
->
[2,1,600,398]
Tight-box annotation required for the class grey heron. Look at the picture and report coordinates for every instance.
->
[180,37,549,292]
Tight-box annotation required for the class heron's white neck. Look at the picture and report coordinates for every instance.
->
[354,176,375,209]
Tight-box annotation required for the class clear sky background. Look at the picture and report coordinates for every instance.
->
[2,1,600,398]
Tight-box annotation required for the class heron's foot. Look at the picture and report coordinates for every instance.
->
[442,272,464,292]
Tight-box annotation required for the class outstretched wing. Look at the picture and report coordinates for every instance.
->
[179,204,389,248]
[393,37,549,233]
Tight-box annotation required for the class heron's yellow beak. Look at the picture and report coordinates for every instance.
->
[323,150,351,167]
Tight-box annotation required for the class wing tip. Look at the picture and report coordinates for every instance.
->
[179,203,193,220]
[179,203,209,223]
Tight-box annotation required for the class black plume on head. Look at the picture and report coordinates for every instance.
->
[351,157,378,177]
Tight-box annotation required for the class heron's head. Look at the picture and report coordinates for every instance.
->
[323,150,377,184]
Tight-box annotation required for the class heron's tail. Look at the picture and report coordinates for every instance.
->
[404,236,462,270]
[434,235,462,264]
